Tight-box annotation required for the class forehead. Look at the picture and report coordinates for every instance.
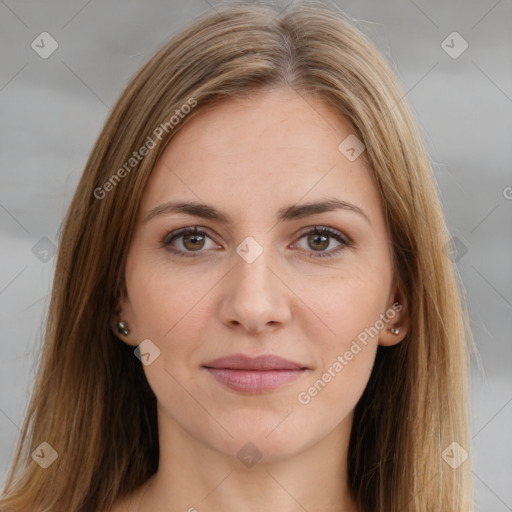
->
[140,87,381,223]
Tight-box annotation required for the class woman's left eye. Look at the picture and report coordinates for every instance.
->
[292,226,350,258]
[161,226,350,259]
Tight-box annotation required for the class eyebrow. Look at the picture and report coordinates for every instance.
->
[142,197,370,225]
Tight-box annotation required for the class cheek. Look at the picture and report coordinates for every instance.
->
[128,258,208,335]
[127,262,210,404]
[295,266,389,404]
[293,278,384,419]
[305,265,391,347]
[127,259,218,390]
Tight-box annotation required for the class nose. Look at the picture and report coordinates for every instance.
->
[218,242,291,334]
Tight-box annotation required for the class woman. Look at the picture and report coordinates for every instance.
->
[0,1,473,511]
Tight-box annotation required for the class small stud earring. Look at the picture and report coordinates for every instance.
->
[389,326,400,335]
[117,321,129,336]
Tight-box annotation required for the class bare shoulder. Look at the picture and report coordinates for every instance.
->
[103,488,142,512]
[100,476,154,512]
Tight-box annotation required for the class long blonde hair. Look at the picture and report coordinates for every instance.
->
[0,2,473,510]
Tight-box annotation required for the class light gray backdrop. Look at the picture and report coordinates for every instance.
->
[1,0,511,510]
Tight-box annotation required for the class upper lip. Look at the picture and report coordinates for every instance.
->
[203,353,308,371]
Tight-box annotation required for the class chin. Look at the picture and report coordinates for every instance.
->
[200,413,320,463]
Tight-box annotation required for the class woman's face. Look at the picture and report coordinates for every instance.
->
[117,87,407,462]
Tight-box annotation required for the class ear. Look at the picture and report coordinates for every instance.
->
[378,282,410,347]
[110,289,139,348]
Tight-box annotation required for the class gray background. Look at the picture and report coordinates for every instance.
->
[1,0,511,510]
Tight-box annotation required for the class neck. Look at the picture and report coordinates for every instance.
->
[138,408,359,512]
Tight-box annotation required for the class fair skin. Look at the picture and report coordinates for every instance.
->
[109,86,409,512]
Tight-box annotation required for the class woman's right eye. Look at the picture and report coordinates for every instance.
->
[162,226,217,258]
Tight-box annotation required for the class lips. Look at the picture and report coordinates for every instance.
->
[203,353,309,393]
[204,354,307,371]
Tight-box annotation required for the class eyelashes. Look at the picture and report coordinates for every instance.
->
[161,225,351,259]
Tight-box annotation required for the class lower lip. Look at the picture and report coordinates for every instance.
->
[205,368,306,393]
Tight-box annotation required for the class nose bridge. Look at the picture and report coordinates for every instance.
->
[234,234,276,295]
[220,233,290,331]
